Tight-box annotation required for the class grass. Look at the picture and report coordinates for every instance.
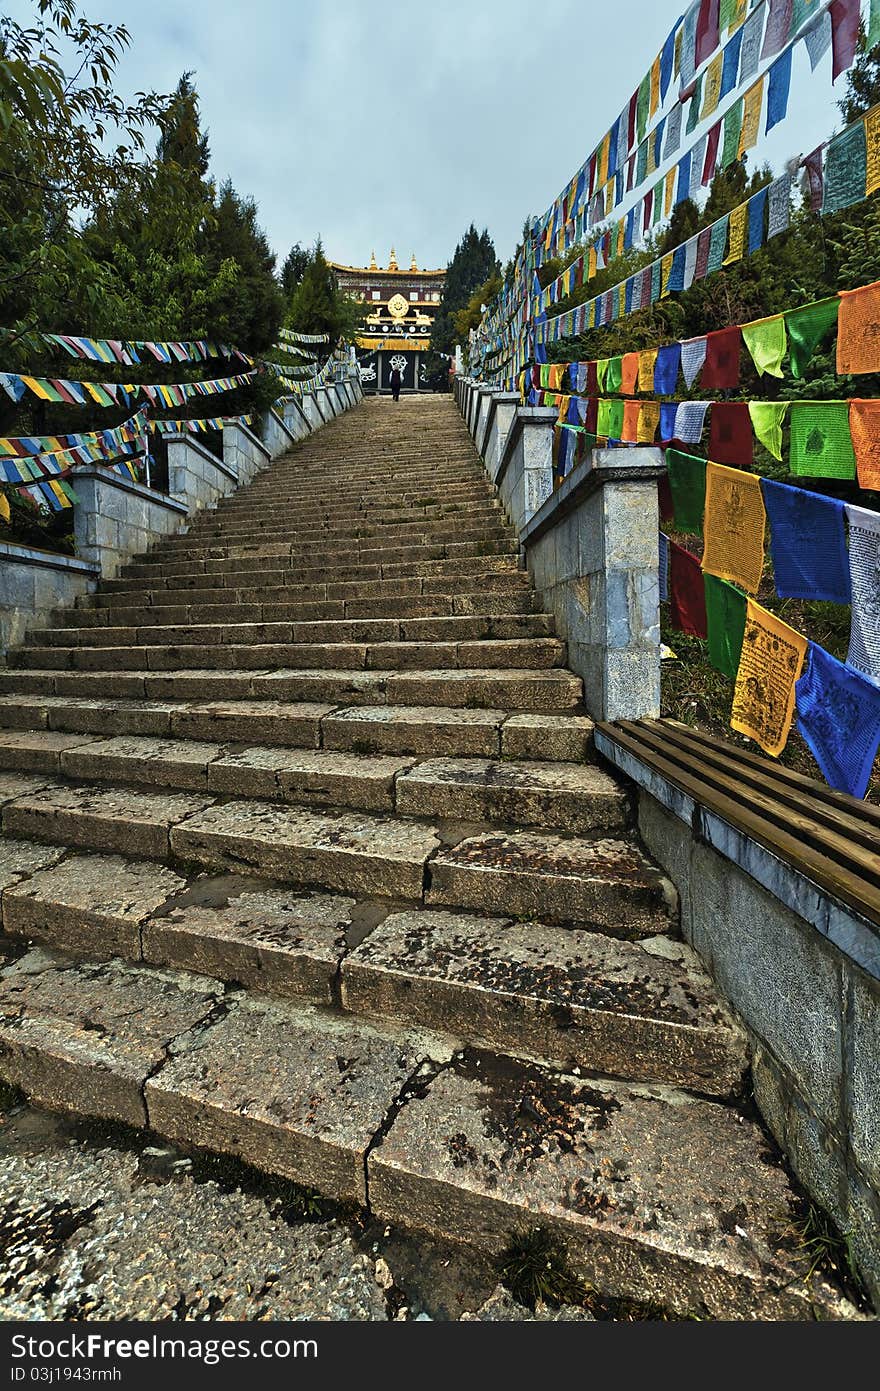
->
[498,1226,591,1309]
[795,1202,869,1309]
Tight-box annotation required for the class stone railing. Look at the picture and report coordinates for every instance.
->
[455,374,663,722]
[1,376,364,658]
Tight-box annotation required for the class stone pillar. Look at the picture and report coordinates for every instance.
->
[474,386,495,453]
[484,391,520,482]
[73,466,188,578]
[167,435,238,512]
[300,391,323,431]
[516,406,557,531]
[522,448,664,722]
[282,397,311,440]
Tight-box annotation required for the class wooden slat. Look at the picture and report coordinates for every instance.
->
[598,722,880,927]
[638,721,880,858]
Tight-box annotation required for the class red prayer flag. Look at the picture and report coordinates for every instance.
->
[586,361,599,394]
[583,396,599,434]
[589,152,597,197]
[708,401,753,467]
[627,155,636,191]
[830,0,860,82]
[695,227,712,279]
[695,0,720,67]
[669,541,708,637]
[658,472,675,524]
[643,189,654,231]
[801,145,825,211]
[701,327,742,390]
[628,90,638,150]
[702,121,721,185]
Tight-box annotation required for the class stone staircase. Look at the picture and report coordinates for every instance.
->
[0,397,851,1319]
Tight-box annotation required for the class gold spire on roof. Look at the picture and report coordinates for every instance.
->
[369,249,377,270]
[410,252,418,271]
[388,246,398,271]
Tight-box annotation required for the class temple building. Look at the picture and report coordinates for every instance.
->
[329,248,445,393]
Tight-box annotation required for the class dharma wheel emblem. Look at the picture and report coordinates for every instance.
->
[388,293,408,319]
[390,354,407,372]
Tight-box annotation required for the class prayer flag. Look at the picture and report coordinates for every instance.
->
[702,51,724,118]
[654,343,682,394]
[681,336,708,388]
[761,478,851,603]
[722,99,744,166]
[674,399,711,443]
[739,3,766,80]
[742,314,787,377]
[702,326,741,389]
[766,49,792,132]
[709,400,753,467]
[702,461,766,592]
[748,401,789,460]
[703,121,722,184]
[796,643,880,798]
[704,573,748,679]
[867,106,880,196]
[724,203,748,263]
[638,402,661,442]
[849,399,880,489]
[822,121,868,213]
[667,449,707,533]
[785,295,839,377]
[696,0,721,65]
[738,78,764,155]
[830,0,860,82]
[846,504,880,685]
[803,7,832,68]
[789,401,856,479]
[707,215,730,271]
[731,599,808,755]
[748,186,768,253]
[669,540,709,636]
[638,349,659,391]
[768,172,792,237]
[721,28,745,98]
[837,280,880,374]
[762,0,793,59]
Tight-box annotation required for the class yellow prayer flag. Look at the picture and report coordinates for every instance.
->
[701,462,766,593]
[730,599,808,757]
[548,364,565,390]
[649,55,661,118]
[0,491,10,524]
[724,203,748,265]
[638,402,661,442]
[48,480,70,509]
[638,349,659,392]
[738,78,764,158]
[599,132,611,186]
[661,252,674,298]
[674,24,683,76]
[604,179,615,217]
[701,52,724,121]
[557,396,571,425]
[866,108,880,197]
[728,0,748,31]
[646,137,657,177]
[20,376,54,402]
[588,246,598,280]
[664,167,676,217]
[616,221,626,257]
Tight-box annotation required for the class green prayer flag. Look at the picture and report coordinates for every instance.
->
[748,401,789,461]
[637,140,648,184]
[719,0,737,32]
[704,574,747,681]
[652,180,663,225]
[606,356,623,393]
[607,399,625,438]
[869,0,880,49]
[666,449,707,535]
[686,74,704,135]
[784,296,839,378]
[707,216,729,272]
[597,398,613,436]
[789,401,856,479]
[742,316,787,378]
[58,480,79,505]
[596,358,610,391]
[637,73,650,142]
[721,99,743,169]
[651,260,662,301]
[822,122,867,215]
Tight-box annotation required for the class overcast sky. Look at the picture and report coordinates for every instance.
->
[13,0,854,271]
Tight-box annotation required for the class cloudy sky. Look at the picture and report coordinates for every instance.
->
[13,0,853,271]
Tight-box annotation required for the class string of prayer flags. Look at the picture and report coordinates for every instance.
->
[674,399,711,443]
[702,461,767,592]
[849,399,880,489]
[704,573,748,680]
[279,329,330,344]
[701,327,741,390]
[654,343,681,394]
[731,599,808,756]
[785,296,839,377]
[708,401,753,466]
[846,503,880,685]
[742,315,787,377]
[789,400,856,478]
[796,643,880,797]
[822,120,868,213]
[669,540,708,637]
[666,449,707,534]
[836,280,880,375]
[761,479,851,603]
[748,401,789,460]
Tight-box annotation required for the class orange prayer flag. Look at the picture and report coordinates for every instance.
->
[622,399,641,442]
[621,352,640,395]
[730,599,808,757]
[849,399,880,488]
[837,280,880,374]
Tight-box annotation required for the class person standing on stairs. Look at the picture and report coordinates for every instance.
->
[390,366,402,402]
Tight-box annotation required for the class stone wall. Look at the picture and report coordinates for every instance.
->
[262,408,298,459]
[73,466,188,579]
[167,435,238,516]
[222,421,271,487]
[0,543,99,659]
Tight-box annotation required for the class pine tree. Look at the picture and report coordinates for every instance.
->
[430,225,499,354]
[200,181,284,352]
[157,73,211,176]
[281,243,310,298]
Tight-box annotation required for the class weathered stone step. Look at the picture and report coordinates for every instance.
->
[188,507,505,537]
[99,554,523,591]
[28,614,555,649]
[12,637,567,675]
[157,520,512,553]
[0,947,845,1318]
[0,666,585,711]
[0,697,593,760]
[0,735,621,831]
[1,778,666,927]
[119,537,519,577]
[0,843,741,1095]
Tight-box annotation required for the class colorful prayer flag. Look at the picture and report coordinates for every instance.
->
[704,573,748,680]
[761,478,851,603]
[666,449,707,534]
[731,599,808,756]
[846,504,880,685]
[702,461,766,592]
[789,401,856,479]
[837,280,880,375]
[796,643,880,797]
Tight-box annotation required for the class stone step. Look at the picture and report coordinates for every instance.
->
[100,554,523,591]
[187,507,505,537]
[0,947,844,1318]
[27,614,555,649]
[157,521,512,553]
[119,537,519,577]
[0,845,742,1095]
[12,637,567,674]
[0,735,623,831]
[0,779,669,928]
[0,698,593,761]
[0,666,585,710]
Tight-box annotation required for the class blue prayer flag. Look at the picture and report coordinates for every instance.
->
[761,478,851,604]
[667,245,687,293]
[766,48,792,134]
[676,151,692,204]
[796,643,880,798]
[660,402,678,442]
[748,187,768,253]
[659,532,670,601]
[720,28,744,98]
[660,23,677,101]
[654,342,682,394]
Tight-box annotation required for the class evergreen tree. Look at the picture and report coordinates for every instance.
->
[281,243,310,298]
[286,240,364,342]
[200,181,284,351]
[837,24,880,124]
[430,225,499,354]
[157,73,210,176]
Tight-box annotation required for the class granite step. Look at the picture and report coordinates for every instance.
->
[99,554,523,591]
[0,845,742,1095]
[0,734,623,831]
[27,614,555,649]
[158,520,512,551]
[118,537,519,576]
[0,667,585,710]
[0,698,594,760]
[82,569,534,608]
[0,779,670,928]
[11,637,567,674]
[0,947,847,1318]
